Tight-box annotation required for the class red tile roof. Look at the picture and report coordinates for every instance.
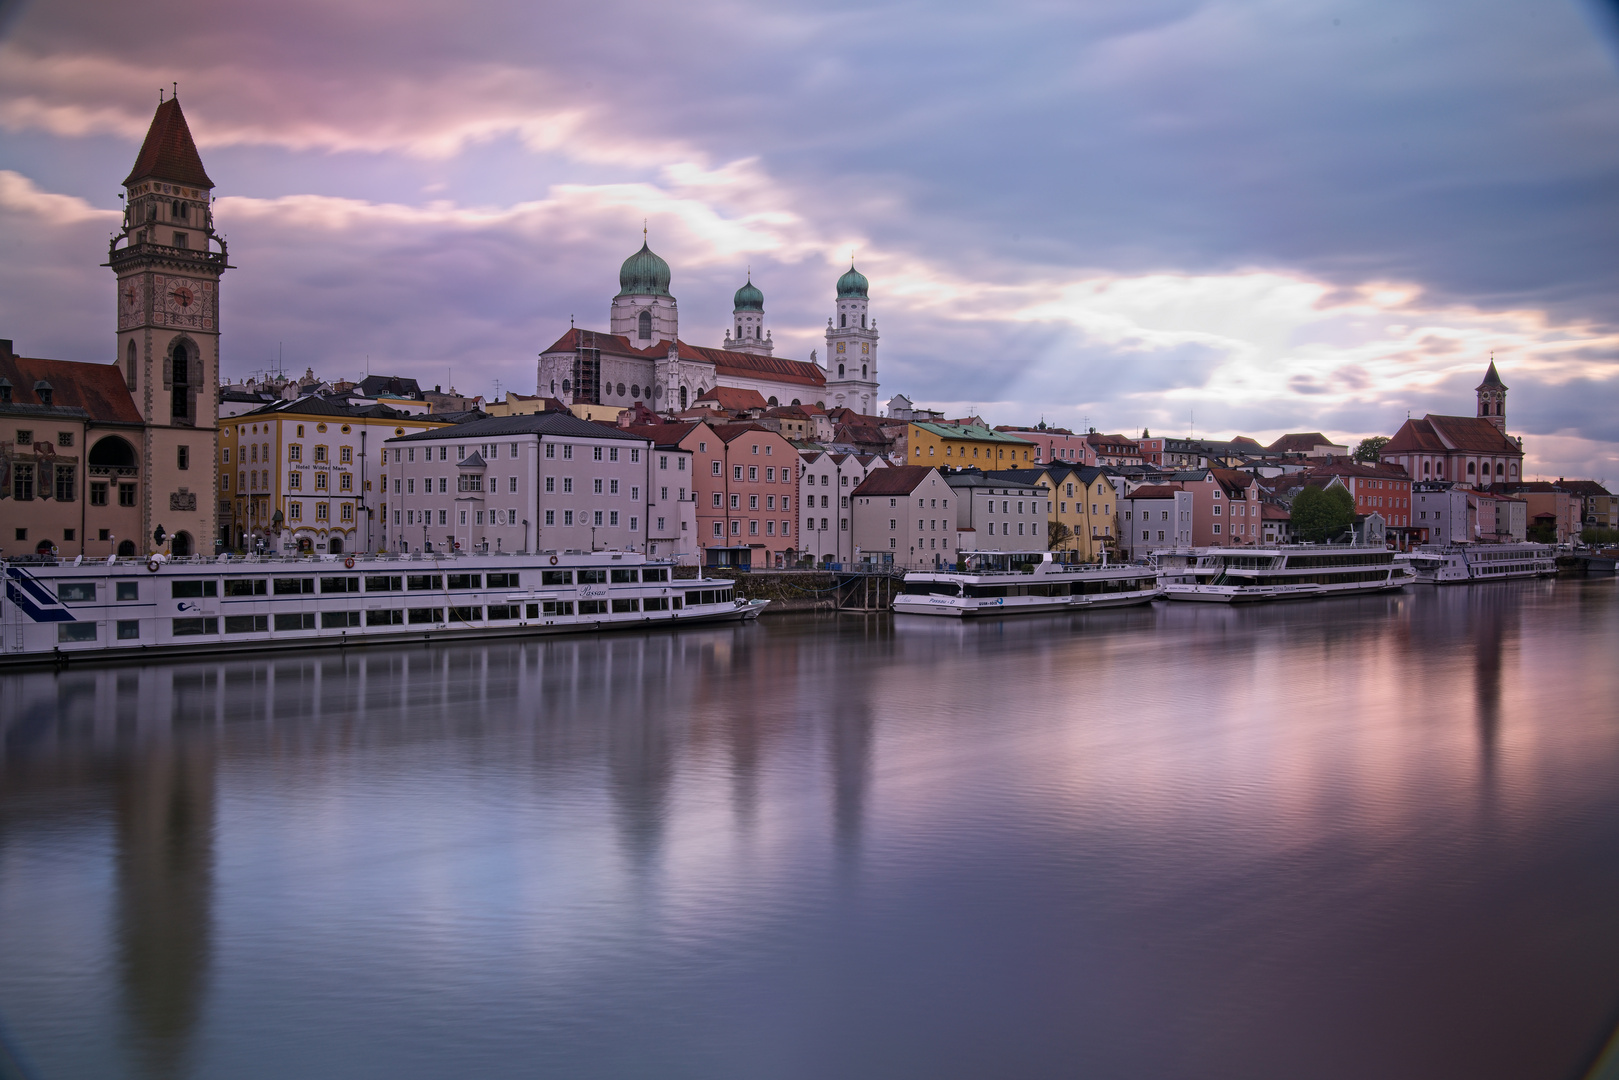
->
[1125,485,1182,499]
[123,98,214,189]
[1385,415,1521,456]
[538,329,827,389]
[0,354,142,424]
[1424,415,1522,454]
[852,465,938,497]
[1265,432,1334,453]
[695,386,768,412]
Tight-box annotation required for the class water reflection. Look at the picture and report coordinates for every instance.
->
[0,581,1615,1080]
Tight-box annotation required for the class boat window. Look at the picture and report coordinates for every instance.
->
[541,570,573,586]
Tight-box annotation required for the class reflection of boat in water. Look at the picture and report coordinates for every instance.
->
[1160,545,1411,603]
[894,550,1161,617]
[2,550,764,666]
[1401,543,1557,584]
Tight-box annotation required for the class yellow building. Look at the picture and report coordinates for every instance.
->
[1054,466,1121,561]
[981,465,1120,560]
[909,422,1035,467]
[218,400,448,554]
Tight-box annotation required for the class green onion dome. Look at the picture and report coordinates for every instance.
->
[733,275,764,312]
[836,263,869,299]
[617,241,672,298]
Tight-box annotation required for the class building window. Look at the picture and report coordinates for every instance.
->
[177,446,190,470]
[119,484,137,507]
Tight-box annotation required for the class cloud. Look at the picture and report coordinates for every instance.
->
[1,0,1617,477]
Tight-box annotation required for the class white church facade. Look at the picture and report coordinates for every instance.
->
[536,240,882,416]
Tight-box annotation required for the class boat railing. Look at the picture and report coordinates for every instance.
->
[5,549,677,570]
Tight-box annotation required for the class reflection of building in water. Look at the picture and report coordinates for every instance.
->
[115,743,215,1076]
[114,677,216,1079]
[0,665,218,1080]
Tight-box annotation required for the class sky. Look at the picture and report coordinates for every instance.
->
[2,0,1617,480]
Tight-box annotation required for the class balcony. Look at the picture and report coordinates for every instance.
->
[106,237,230,271]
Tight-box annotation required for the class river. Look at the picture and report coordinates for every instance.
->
[2,578,1617,1079]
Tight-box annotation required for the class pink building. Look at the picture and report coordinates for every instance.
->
[993,425,1095,467]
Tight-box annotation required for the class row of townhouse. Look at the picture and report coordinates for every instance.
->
[849,466,1047,568]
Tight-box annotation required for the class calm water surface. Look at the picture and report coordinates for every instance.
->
[2,579,1618,1079]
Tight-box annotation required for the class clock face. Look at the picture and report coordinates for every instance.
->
[118,279,146,329]
[157,276,215,329]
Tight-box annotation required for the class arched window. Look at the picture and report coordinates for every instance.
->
[89,436,138,469]
[767,396,778,407]
[838,364,845,377]
[562,378,571,393]
[170,341,192,423]
[679,386,688,409]
[862,365,867,378]
[861,314,866,328]
[737,323,743,338]
[125,340,137,391]
[840,313,846,328]
[638,310,652,340]
[791,398,800,406]
[1467,461,1476,475]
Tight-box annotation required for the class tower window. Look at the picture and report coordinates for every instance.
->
[862,314,867,328]
[173,200,184,221]
[638,310,652,340]
[126,340,137,391]
[173,232,188,249]
[838,364,845,377]
[840,313,846,328]
[862,365,867,378]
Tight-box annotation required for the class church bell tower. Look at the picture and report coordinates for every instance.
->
[109,90,229,555]
[1475,359,1507,433]
[824,263,879,414]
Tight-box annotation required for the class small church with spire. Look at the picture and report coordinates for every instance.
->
[535,238,882,416]
[1380,359,1525,488]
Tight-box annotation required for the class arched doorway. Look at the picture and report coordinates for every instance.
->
[170,531,193,557]
[35,539,56,556]
[328,536,343,554]
[117,539,136,557]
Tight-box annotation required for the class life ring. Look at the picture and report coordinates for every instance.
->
[549,555,558,565]
[344,556,355,569]
[146,558,161,573]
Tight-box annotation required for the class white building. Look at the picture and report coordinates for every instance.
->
[799,450,887,567]
[385,412,683,556]
[944,471,1048,556]
[535,241,882,416]
[1119,486,1195,559]
[850,465,953,568]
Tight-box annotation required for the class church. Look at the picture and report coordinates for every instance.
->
[535,240,882,416]
[1381,361,1526,487]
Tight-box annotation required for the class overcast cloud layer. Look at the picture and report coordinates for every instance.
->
[2,0,1617,479]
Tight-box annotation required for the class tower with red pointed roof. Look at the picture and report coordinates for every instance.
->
[108,90,228,555]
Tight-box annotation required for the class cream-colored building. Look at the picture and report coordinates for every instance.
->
[220,399,448,554]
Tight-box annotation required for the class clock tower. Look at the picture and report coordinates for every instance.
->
[109,92,229,556]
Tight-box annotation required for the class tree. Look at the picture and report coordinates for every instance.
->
[1353,436,1390,464]
[1290,484,1356,542]
[1048,519,1074,550]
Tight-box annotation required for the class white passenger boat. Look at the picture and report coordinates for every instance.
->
[1403,542,1556,584]
[1,550,763,666]
[894,551,1161,617]
[1160,545,1411,602]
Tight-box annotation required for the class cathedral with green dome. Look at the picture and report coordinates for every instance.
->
[536,236,882,417]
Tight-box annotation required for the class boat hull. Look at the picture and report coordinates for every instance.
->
[2,553,758,668]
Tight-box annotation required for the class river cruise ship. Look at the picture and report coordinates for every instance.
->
[1403,543,1556,584]
[1159,545,1412,603]
[2,550,764,666]
[894,551,1161,617]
